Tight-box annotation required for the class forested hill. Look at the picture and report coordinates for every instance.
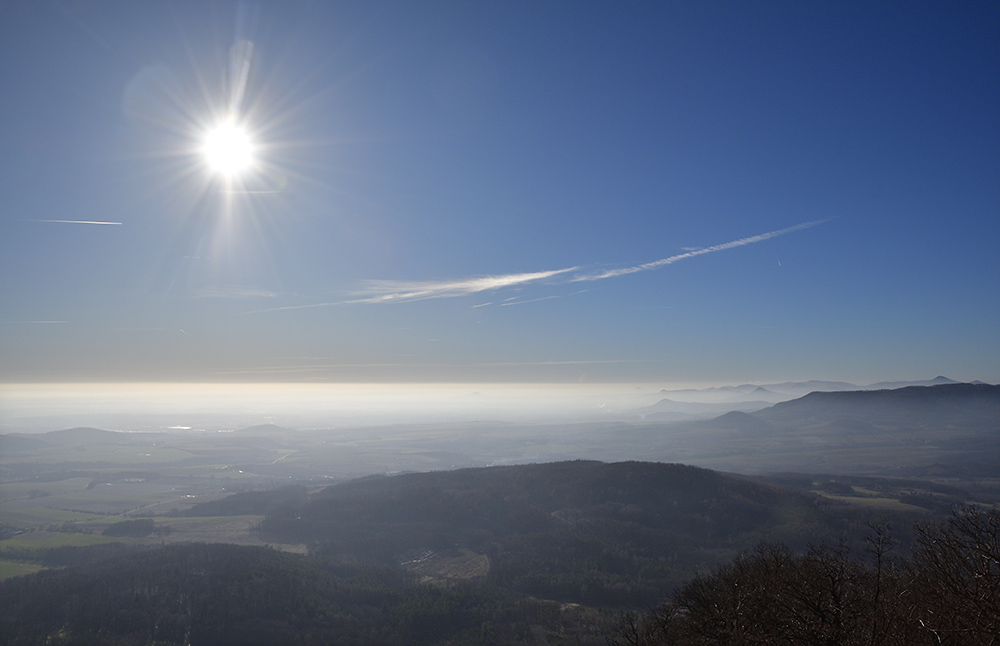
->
[238,460,894,607]
[652,383,1000,475]
[1,460,956,644]
[262,460,832,549]
[0,427,138,452]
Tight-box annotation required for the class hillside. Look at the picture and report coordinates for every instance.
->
[629,383,1000,475]
[756,383,1000,429]
[0,460,959,644]
[0,427,134,451]
[247,460,901,607]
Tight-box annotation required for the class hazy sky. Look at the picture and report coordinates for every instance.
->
[1,1,998,386]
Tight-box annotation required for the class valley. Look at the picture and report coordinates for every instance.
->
[1,383,997,643]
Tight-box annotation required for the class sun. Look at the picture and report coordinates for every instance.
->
[201,118,254,177]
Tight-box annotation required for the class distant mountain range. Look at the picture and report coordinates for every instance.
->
[639,397,775,419]
[659,375,966,402]
[3,381,996,480]
[756,382,999,428]
[0,427,139,452]
[639,376,986,420]
[631,383,1000,476]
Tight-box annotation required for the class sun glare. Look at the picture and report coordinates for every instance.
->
[202,119,254,177]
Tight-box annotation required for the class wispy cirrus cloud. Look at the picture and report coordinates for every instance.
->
[571,219,830,282]
[351,267,578,304]
[247,219,829,313]
[245,267,578,313]
[497,289,591,307]
[353,220,826,301]
[26,219,122,225]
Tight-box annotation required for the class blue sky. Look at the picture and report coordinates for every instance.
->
[1,1,998,386]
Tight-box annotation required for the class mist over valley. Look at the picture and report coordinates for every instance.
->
[2,381,999,643]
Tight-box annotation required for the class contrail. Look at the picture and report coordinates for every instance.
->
[27,219,122,225]
[246,219,830,313]
[572,219,830,282]
[242,267,578,314]
[351,267,578,304]
[496,289,590,307]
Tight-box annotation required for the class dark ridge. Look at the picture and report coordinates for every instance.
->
[252,460,900,607]
[184,485,308,517]
[757,383,1000,424]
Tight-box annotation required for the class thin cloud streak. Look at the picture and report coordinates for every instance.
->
[26,219,123,225]
[359,220,827,302]
[243,267,579,313]
[349,267,579,304]
[499,289,591,307]
[246,220,828,314]
[476,359,647,367]
[572,219,830,282]
[499,294,563,307]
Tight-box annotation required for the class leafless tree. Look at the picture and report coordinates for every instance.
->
[909,506,1000,645]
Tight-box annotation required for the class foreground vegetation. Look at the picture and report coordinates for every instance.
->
[612,506,1000,646]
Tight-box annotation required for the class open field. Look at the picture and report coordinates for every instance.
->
[0,482,234,524]
[0,531,138,554]
[403,548,490,584]
[0,559,44,581]
[812,492,929,513]
[0,477,94,502]
[66,515,306,552]
[0,444,197,466]
[0,506,107,528]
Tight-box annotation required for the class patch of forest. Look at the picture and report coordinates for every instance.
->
[0,542,619,645]
[0,461,1000,645]
[244,461,923,607]
[2,472,996,645]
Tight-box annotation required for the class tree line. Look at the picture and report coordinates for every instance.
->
[610,505,1000,645]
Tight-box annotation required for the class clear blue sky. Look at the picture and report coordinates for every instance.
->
[1,1,997,386]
